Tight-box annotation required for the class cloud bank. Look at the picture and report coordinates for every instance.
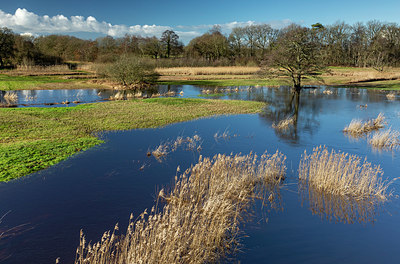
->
[0,8,292,42]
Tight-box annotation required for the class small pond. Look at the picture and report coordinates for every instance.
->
[0,85,399,263]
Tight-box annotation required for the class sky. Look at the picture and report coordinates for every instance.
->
[1,0,400,43]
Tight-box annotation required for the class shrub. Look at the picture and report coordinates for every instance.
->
[99,55,159,87]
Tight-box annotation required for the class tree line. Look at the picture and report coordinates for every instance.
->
[1,20,400,69]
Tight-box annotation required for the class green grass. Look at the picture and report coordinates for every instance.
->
[157,79,286,87]
[0,98,265,181]
[0,74,74,90]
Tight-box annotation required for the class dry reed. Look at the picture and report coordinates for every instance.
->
[368,128,400,150]
[386,92,396,100]
[75,151,286,264]
[299,146,391,200]
[151,135,202,161]
[156,66,260,76]
[3,92,18,102]
[343,113,386,135]
[272,116,295,131]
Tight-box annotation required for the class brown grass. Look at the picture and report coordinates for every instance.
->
[151,135,202,161]
[156,66,260,76]
[368,128,400,150]
[75,151,286,264]
[299,146,391,200]
[386,92,396,100]
[343,113,386,135]
[272,116,295,131]
[3,92,18,102]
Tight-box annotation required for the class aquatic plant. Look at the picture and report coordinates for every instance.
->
[3,92,18,102]
[75,151,286,264]
[272,116,295,131]
[386,92,396,100]
[299,146,391,200]
[343,113,386,135]
[368,128,400,150]
[151,134,202,161]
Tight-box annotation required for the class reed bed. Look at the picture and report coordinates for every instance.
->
[272,116,295,131]
[299,146,391,200]
[156,66,260,76]
[343,113,386,135]
[3,92,18,102]
[75,151,286,264]
[368,128,400,150]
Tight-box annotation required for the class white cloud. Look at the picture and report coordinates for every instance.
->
[0,8,293,42]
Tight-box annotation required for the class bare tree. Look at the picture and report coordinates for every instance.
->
[264,25,326,93]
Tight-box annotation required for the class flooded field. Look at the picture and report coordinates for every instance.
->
[0,85,399,263]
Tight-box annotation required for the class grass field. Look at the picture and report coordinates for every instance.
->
[0,98,265,181]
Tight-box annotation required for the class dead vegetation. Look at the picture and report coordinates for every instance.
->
[151,135,202,161]
[343,113,386,135]
[272,116,295,131]
[299,146,391,200]
[156,66,260,76]
[75,151,286,264]
[368,128,400,150]
[386,92,396,100]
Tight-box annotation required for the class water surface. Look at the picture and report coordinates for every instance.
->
[0,85,399,263]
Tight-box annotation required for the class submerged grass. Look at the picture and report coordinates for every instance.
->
[75,151,286,264]
[272,116,295,131]
[299,146,391,200]
[0,98,265,181]
[368,128,400,150]
[343,113,386,136]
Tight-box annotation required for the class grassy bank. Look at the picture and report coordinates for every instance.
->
[0,98,265,181]
[0,74,107,91]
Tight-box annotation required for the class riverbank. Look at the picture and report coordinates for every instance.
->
[0,98,265,181]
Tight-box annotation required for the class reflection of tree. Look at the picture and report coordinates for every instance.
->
[260,89,320,143]
[299,184,382,224]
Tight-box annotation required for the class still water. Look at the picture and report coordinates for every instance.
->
[0,85,399,263]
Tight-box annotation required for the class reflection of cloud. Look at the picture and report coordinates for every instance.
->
[0,8,293,43]
[300,183,383,224]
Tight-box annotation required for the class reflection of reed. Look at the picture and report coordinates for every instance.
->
[300,184,382,224]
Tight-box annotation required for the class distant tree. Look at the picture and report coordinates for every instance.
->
[229,27,246,58]
[186,27,229,61]
[264,25,326,93]
[0,27,15,68]
[160,30,179,58]
[141,37,162,59]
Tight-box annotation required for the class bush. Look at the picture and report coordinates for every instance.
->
[100,55,159,87]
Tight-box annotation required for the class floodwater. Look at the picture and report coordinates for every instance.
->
[0,85,399,263]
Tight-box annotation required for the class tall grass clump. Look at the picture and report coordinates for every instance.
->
[343,113,386,135]
[368,128,400,150]
[272,116,295,131]
[75,151,286,264]
[299,146,391,200]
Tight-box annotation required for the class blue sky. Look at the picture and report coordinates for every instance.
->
[1,0,400,42]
